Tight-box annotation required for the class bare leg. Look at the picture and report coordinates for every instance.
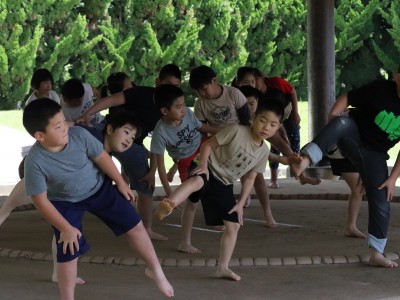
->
[368,248,398,268]
[269,168,279,189]
[0,179,30,226]
[253,174,277,228]
[215,220,241,281]
[177,201,201,254]
[239,177,251,207]
[167,163,178,183]
[341,173,366,239]
[137,191,167,241]
[57,258,78,300]
[154,176,205,220]
[51,235,85,284]
[126,221,174,297]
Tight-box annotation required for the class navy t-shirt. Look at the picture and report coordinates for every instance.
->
[348,80,400,153]
[123,86,162,145]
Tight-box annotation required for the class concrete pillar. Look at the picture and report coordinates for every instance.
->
[306,0,336,140]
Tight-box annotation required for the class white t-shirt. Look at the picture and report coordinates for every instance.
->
[25,90,61,106]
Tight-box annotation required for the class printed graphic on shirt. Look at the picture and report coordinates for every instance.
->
[176,124,198,147]
[375,110,400,141]
[210,106,232,124]
[220,147,256,178]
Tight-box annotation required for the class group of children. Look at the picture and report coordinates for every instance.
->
[4,61,400,299]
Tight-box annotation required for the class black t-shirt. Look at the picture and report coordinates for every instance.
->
[123,86,162,145]
[261,87,289,108]
[348,80,400,152]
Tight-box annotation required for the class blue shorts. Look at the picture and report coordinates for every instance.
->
[113,143,153,196]
[51,179,141,263]
[188,171,238,226]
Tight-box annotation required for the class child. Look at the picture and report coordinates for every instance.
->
[1,110,142,284]
[151,84,215,254]
[76,64,182,241]
[156,99,287,280]
[22,99,174,298]
[25,68,61,106]
[290,72,400,268]
[190,65,277,227]
[61,78,104,124]
[252,67,320,188]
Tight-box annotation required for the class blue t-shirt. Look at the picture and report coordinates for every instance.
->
[150,107,202,159]
[24,126,104,202]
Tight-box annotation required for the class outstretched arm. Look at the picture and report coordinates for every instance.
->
[191,136,219,178]
[156,153,172,197]
[328,94,349,121]
[290,88,301,125]
[379,150,400,201]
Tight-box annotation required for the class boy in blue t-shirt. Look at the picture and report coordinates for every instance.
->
[23,99,174,299]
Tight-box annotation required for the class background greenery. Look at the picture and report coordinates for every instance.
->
[2,102,399,169]
[1,0,400,109]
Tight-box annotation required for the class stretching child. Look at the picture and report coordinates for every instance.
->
[23,99,174,298]
[290,73,400,268]
[0,110,141,284]
[156,99,287,280]
[151,84,216,254]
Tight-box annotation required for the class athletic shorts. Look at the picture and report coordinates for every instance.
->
[188,171,238,226]
[51,179,141,263]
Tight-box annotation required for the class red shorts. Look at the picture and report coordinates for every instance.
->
[177,136,208,182]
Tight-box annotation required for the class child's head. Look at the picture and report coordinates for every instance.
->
[251,98,284,140]
[236,67,256,88]
[102,110,140,153]
[23,99,68,148]
[156,64,182,87]
[30,68,54,94]
[154,84,186,121]
[189,65,220,99]
[238,85,261,116]
[61,78,85,107]
[102,72,133,97]
[252,68,267,92]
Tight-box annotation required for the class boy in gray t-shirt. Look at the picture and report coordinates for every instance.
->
[23,99,174,299]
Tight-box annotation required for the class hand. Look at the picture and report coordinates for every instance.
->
[117,181,137,203]
[228,203,244,225]
[378,176,397,201]
[75,115,91,126]
[58,226,82,255]
[190,164,209,180]
[139,172,155,192]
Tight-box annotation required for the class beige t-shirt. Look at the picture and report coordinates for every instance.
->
[209,125,270,185]
[194,84,247,128]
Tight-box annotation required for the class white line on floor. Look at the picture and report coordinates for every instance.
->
[163,223,223,233]
[243,218,303,228]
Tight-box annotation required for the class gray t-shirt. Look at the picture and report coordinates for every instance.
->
[151,107,203,159]
[24,126,104,202]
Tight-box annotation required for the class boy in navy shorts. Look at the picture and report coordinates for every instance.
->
[155,100,288,281]
[23,99,174,299]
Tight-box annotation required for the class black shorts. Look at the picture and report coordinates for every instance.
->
[329,157,358,176]
[188,171,238,226]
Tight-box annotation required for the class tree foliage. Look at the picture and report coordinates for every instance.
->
[0,0,399,109]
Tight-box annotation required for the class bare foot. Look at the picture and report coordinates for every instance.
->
[215,267,241,281]
[299,175,321,186]
[289,156,310,178]
[269,182,279,189]
[177,242,201,254]
[145,268,174,297]
[52,276,86,284]
[265,220,278,228]
[213,225,225,231]
[344,226,366,239]
[154,198,176,220]
[244,196,251,208]
[147,229,168,241]
[368,251,398,268]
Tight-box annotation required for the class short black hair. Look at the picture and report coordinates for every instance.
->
[158,64,181,81]
[105,72,131,95]
[103,110,141,138]
[189,65,216,90]
[236,67,256,85]
[31,68,54,90]
[255,98,284,123]
[252,68,263,78]
[23,98,62,136]
[238,85,262,100]
[154,84,184,110]
[61,78,85,101]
